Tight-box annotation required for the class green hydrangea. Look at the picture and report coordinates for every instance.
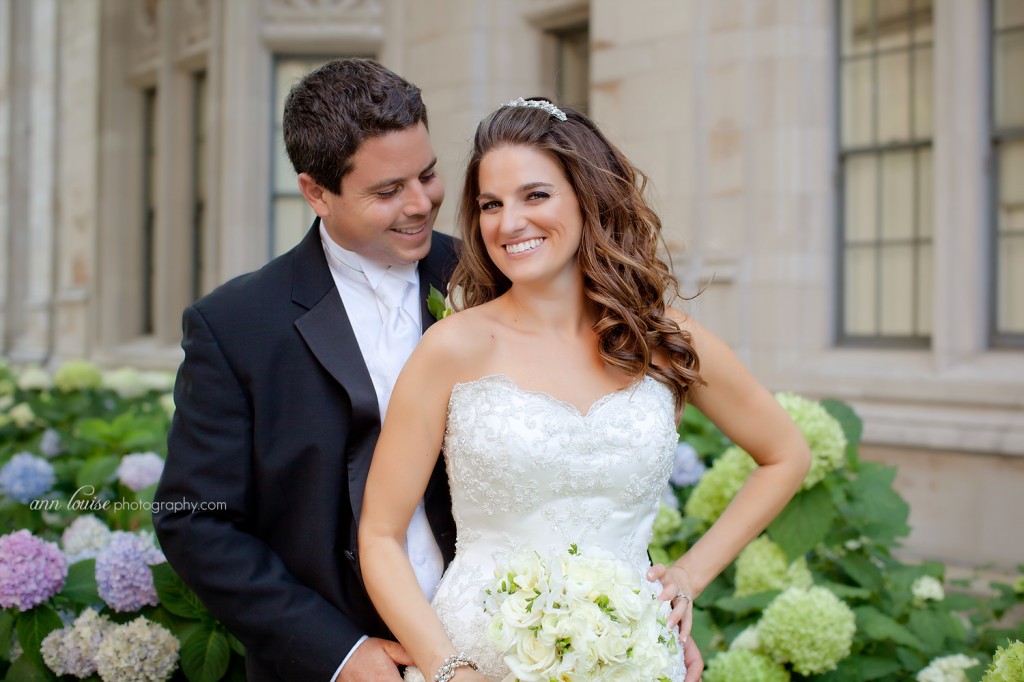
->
[94,617,180,682]
[684,446,756,524]
[704,649,791,682]
[982,640,1024,682]
[775,392,847,489]
[650,503,687,566]
[734,536,813,597]
[916,654,980,682]
[653,502,683,543]
[759,586,856,675]
[53,360,103,392]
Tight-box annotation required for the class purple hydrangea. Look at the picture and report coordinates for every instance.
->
[116,452,165,492]
[0,452,56,504]
[0,529,68,611]
[95,532,164,612]
[669,441,706,488]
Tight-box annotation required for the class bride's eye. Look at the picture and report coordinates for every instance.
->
[479,200,501,211]
[526,191,550,201]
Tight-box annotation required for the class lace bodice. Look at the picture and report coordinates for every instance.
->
[404,374,683,681]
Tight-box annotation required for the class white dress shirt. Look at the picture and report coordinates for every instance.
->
[320,225,445,680]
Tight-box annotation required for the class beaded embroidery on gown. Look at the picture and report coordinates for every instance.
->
[403,374,685,681]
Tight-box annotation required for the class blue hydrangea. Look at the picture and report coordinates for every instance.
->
[95,532,164,612]
[0,452,56,503]
[670,441,706,487]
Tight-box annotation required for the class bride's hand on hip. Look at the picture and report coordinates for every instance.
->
[647,563,697,635]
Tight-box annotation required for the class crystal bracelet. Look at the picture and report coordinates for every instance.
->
[433,652,478,682]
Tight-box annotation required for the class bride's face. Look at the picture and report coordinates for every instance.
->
[475,144,584,287]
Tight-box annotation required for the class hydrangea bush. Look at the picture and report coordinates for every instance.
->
[0,359,244,681]
[654,392,1024,682]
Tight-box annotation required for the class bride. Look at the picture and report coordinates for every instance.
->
[359,98,810,682]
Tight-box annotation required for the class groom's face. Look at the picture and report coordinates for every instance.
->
[320,122,444,267]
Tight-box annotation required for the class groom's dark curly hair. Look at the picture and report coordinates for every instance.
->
[282,58,428,195]
[453,100,703,413]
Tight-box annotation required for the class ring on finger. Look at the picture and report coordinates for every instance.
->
[672,592,692,607]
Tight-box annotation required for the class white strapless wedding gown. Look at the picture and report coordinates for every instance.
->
[404,374,685,681]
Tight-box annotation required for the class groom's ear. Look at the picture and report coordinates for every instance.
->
[297,173,332,218]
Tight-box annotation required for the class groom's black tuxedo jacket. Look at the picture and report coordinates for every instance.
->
[154,220,458,681]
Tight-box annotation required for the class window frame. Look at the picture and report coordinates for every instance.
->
[988,0,1024,347]
[835,0,935,348]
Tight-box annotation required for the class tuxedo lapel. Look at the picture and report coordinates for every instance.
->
[417,233,457,333]
[290,220,381,527]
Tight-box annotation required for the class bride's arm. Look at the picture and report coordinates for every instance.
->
[652,310,812,616]
[359,318,490,681]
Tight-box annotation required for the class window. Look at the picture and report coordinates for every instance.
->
[142,87,158,335]
[192,71,207,301]
[552,24,590,113]
[270,57,333,258]
[991,0,1024,345]
[837,0,933,346]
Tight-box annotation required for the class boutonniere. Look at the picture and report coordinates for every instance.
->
[427,285,454,321]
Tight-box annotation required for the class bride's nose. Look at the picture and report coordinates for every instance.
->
[498,205,528,238]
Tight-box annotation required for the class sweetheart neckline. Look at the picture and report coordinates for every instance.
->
[450,373,656,418]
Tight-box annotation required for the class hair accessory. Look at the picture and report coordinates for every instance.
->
[501,97,567,122]
[433,652,478,682]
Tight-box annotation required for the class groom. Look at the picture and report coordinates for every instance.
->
[154,59,457,681]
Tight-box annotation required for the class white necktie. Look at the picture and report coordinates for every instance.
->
[373,270,419,401]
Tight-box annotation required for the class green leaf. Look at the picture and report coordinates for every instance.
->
[181,624,230,682]
[713,591,780,615]
[767,484,835,561]
[75,454,120,490]
[821,399,863,447]
[227,631,246,656]
[5,655,55,682]
[0,610,14,660]
[60,559,100,604]
[854,606,925,649]
[426,284,449,321]
[689,607,715,658]
[816,655,904,682]
[837,553,885,592]
[846,463,910,544]
[151,563,207,619]
[907,609,945,654]
[15,605,64,666]
[895,646,927,671]
[815,579,873,601]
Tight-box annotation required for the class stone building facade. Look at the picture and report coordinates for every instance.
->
[1,0,1022,572]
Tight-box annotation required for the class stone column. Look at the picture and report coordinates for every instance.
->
[0,0,10,352]
[53,0,102,359]
[9,0,57,362]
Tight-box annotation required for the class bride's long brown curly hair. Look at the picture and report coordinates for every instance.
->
[452,100,703,411]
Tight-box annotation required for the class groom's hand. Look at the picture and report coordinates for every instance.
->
[339,637,412,682]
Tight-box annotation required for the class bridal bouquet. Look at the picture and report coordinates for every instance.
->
[482,544,680,682]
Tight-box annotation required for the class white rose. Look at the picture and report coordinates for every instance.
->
[500,589,543,630]
[508,628,559,681]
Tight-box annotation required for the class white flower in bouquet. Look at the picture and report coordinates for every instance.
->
[483,545,680,682]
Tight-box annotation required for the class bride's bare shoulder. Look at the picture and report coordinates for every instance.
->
[415,304,501,378]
